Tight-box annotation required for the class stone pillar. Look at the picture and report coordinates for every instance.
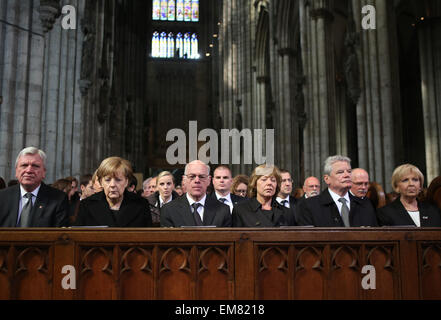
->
[299,0,336,179]
[418,18,441,184]
[352,0,402,192]
[0,0,45,180]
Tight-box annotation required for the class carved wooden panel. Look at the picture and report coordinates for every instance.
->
[256,246,289,300]
[364,245,398,299]
[420,243,441,299]
[328,245,361,299]
[197,246,232,300]
[0,247,10,300]
[14,246,51,300]
[158,247,192,300]
[119,247,154,300]
[294,246,325,300]
[79,247,115,299]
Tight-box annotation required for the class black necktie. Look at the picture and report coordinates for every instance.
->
[191,203,203,226]
[219,198,227,204]
[19,192,33,227]
[281,200,289,208]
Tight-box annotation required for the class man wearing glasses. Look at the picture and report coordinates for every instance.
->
[160,160,232,227]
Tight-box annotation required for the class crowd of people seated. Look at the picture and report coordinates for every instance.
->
[1,147,441,228]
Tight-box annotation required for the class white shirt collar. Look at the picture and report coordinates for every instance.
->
[215,192,231,203]
[159,195,173,207]
[328,188,350,210]
[186,193,207,207]
[20,184,41,199]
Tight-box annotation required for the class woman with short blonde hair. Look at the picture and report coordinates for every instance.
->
[377,164,441,227]
[232,164,296,227]
[76,157,152,227]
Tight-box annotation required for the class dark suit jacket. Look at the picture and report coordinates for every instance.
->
[160,194,232,227]
[232,197,297,227]
[376,197,441,227]
[147,190,180,227]
[0,183,69,227]
[295,188,378,227]
[75,190,152,227]
[207,192,247,208]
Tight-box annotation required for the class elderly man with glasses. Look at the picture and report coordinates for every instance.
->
[160,160,232,227]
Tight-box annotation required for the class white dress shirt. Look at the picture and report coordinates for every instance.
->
[186,193,206,221]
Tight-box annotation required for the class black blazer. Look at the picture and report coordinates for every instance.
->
[232,197,297,227]
[295,188,378,227]
[160,194,232,227]
[147,190,180,227]
[0,183,69,227]
[75,190,152,227]
[207,192,247,207]
[376,197,441,227]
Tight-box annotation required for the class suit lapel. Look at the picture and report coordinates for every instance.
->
[203,197,217,225]
[30,184,49,227]
[321,189,344,226]
[179,196,197,226]
[6,185,21,227]
[392,198,417,226]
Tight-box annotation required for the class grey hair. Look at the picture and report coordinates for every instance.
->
[15,147,47,168]
[184,160,210,175]
[143,177,152,190]
[323,155,351,175]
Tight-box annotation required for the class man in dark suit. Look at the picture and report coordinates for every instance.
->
[160,160,231,227]
[276,169,297,213]
[0,147,69,227]
[209,165,245,213]
[296,155,378,227]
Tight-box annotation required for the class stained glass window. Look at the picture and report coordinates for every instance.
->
[153,0,199,22]
[191,33,198,58]
[184,0,191,22]
[167,0,175,21]
[176,0,184,21]
[160,0,168,20]
[152,31,160,57]
[183,32,191,58]
[176,32,183,57]
[191,0,199,22]
[167,32,175,58]
[152,0,160,20]
[160,32,167,57]
[151,1,200,59]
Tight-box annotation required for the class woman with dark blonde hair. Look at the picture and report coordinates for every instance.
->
[147,171,179,227]
[377,164,441,227]
[232,164,296,227]
[231,174,249,198]
[76,157,152,227]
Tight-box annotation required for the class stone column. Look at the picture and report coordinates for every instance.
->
[418,18,441,184]
[352,0,402,192]
[299,0,336,179]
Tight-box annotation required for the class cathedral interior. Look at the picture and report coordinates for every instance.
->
[0,0,440,192]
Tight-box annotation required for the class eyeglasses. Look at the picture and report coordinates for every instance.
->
[235,189,247,195]
[186,174,209,181]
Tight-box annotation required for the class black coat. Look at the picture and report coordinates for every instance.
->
[376,197,441,227]
[75,190,152,227]
[160,194,232,227]
[0,183,69,227]
[232,197,297,227]
[147,190,180,227]
[207,192,247,208]
[295,188,378,227]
